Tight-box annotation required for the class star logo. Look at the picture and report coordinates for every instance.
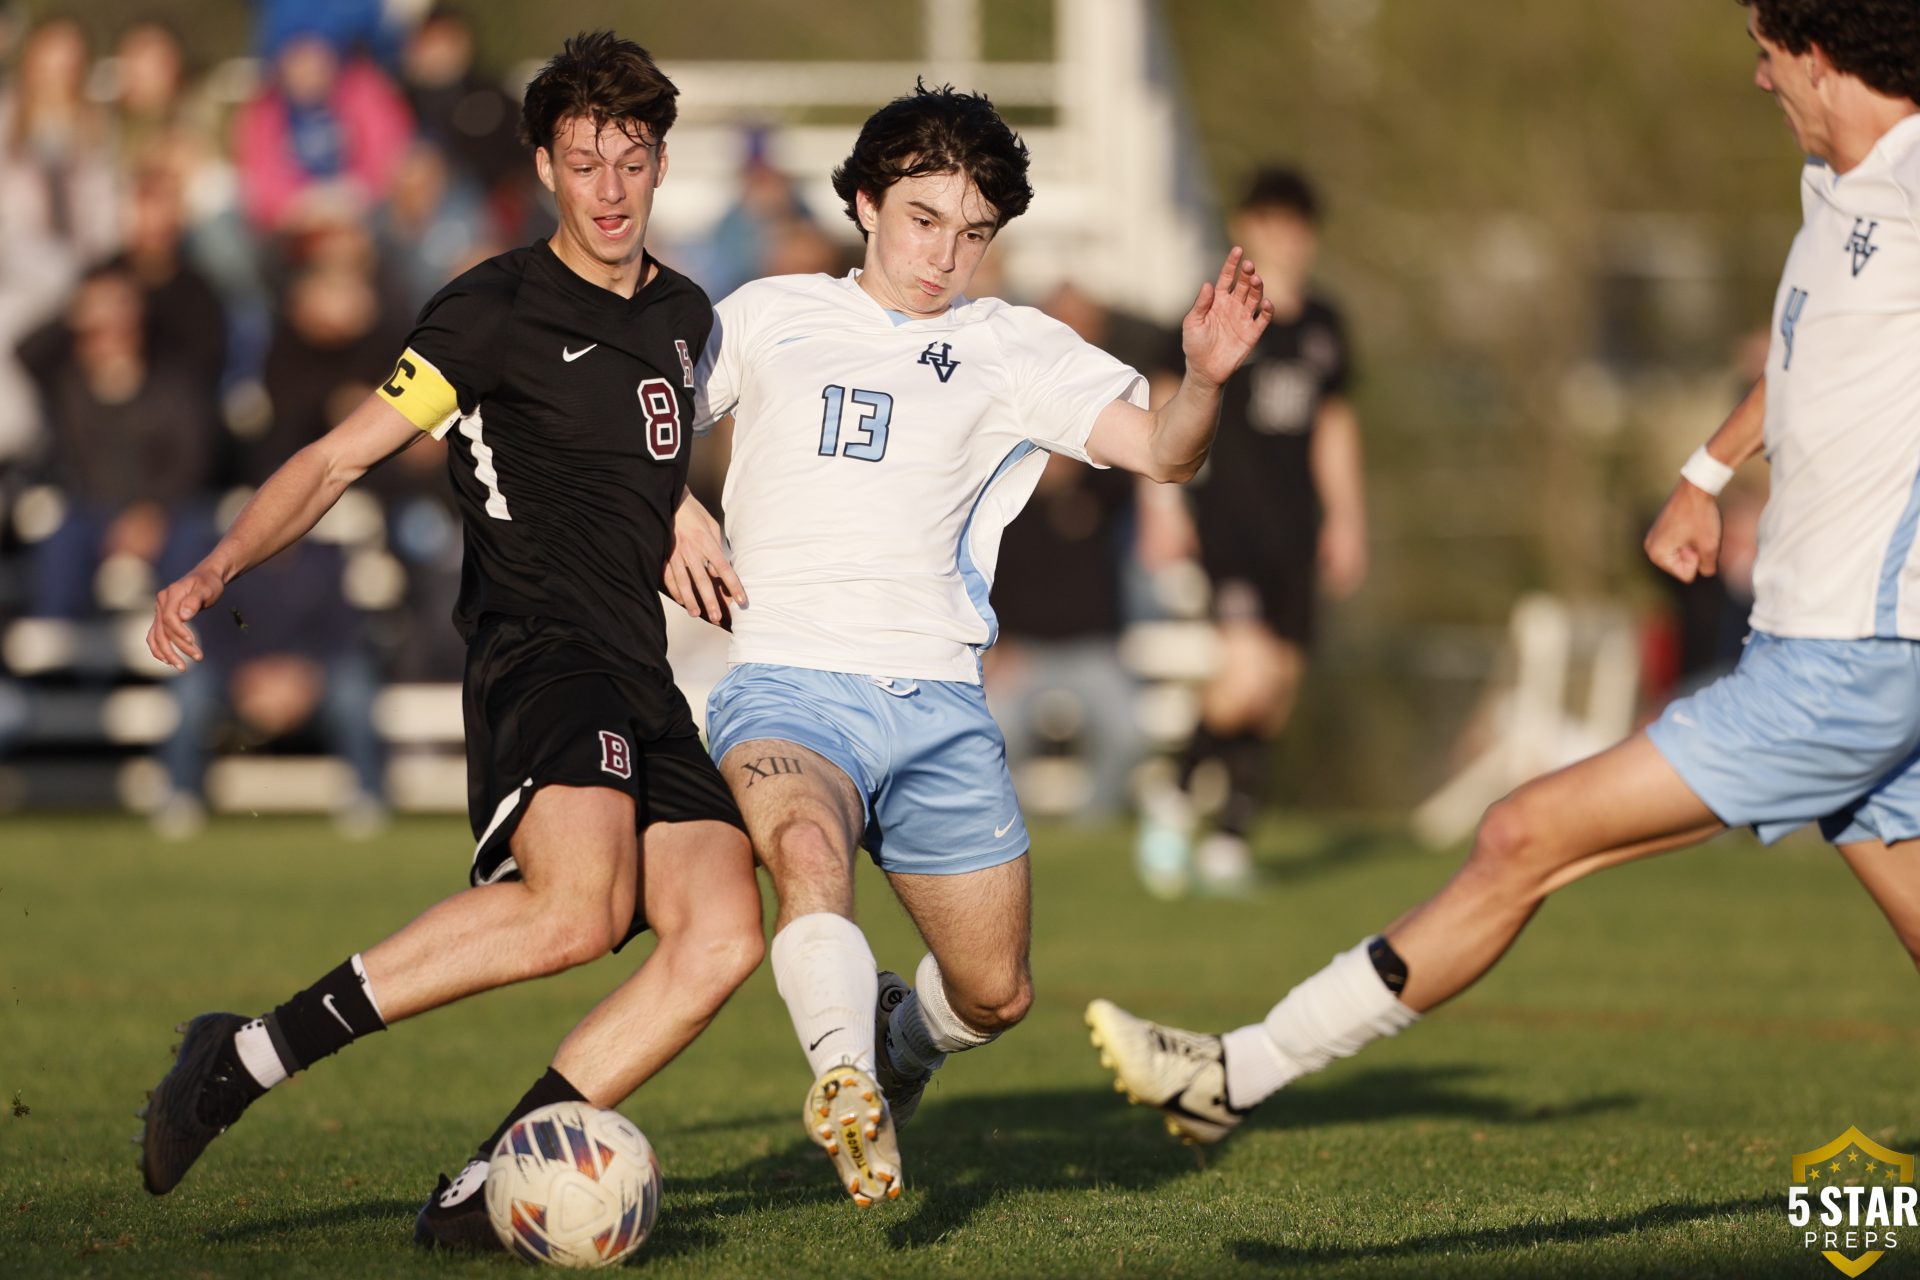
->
[1787,1127,1917,1276]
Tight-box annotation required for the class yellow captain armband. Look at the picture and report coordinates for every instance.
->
[377,348,462,438]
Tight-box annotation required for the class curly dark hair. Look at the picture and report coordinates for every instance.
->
[1740,0,1920,103]
[520,31,678,153]
[1237,166,1320,223]
[831,82,1033,238]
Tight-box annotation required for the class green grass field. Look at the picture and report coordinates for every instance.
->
[2,812,1914,1278]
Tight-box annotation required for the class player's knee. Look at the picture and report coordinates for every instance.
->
[693,921,766,1000]
[1470,797,1548,887]
[955,969,1033,1033]
[765,815,850,886]
[537,902,622,973]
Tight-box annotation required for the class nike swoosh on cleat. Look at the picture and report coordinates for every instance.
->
[320,994,354,1034]
[562,344,598,362]
[808,1027,844,1053]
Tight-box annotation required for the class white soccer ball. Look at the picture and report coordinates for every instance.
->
[485,1101,662,1268]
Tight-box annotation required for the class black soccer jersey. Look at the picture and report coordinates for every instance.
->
[1186,294,1352,548]
[377,241,710,669]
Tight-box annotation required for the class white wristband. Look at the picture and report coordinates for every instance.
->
[1680,445,1734,497]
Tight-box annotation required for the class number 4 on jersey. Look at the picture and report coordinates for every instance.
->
[818,385,892,462]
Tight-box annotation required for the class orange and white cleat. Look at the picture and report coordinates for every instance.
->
[803,1064,903,1205]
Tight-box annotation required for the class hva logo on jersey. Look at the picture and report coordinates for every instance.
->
[918,341,961,383]
[1847,219,1879,277]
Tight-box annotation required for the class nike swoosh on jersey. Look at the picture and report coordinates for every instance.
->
[562,343,598,362]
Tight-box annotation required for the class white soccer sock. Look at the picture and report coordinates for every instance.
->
[887,952,995,1079]
[233,1018,288,1090]
[771,913,879,1078]
[1221,937,1419,1111]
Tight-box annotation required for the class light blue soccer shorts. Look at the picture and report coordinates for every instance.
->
[1646,631,1920,845]
[705,663,1030,874]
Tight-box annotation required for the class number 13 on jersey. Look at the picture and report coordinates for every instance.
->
[818,385,892,462]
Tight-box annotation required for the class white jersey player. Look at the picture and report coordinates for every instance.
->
[1089,0,1920,1148]
[665,84,1273,1204]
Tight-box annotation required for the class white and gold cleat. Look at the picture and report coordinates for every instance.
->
[1085,998,1247,1146]
[804,1064,903,1205]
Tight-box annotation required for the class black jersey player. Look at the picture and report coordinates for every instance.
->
[1136,166,1368,897]
[139,33,763,1250]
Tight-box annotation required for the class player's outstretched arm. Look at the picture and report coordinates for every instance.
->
[1643,376,1766,584]
[1087,247,1274,483]
[663,486,745,628]
[146,394,422,671]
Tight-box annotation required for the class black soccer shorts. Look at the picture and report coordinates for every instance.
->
[459,614,743,945]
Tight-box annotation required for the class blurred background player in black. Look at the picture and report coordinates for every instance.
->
[1136,166,1368,896]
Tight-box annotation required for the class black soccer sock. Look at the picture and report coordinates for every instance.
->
[1215,732,1271,839]
[475,1067,589,1161]
[1179,723,1228,792]
[260,956,386,1074]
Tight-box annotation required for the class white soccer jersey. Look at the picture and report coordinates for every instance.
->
[1749,114,1920,640]
[695,270,1147,682]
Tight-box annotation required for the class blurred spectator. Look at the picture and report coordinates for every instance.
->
[400,8,523,198]
[255,0,401,67]
[987,453,1145,820]
[986,283,1174,820]
[157,539,387,839]
[107,20,192,169]
[118,162,228,399]
[686,132,819,296]
[233,32,413,234]
[0,17,122,462]
[19,263,216,618]
[1136,166,1368,897]
[247,253,406,483]
[371,141,498,310]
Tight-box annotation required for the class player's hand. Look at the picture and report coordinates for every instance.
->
[1318,516,1369,599]
[1181,247,1275,389]
[1644,479,1723,583]
[147,566,225,672]
[664,492,745,627]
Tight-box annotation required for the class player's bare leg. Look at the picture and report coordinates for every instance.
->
[1834,836,1920,967]
[142,785,651,1195]
[547,819,762,1099]
[1386,733,1721,1011]
[1199,621,1304,740]
[877,858,1032,1124]
[361,786,642,1018]
[1095,732,1725,1142]
[414,817,763,1251]
[1142,620,1302,896]
[720,739,901,1203]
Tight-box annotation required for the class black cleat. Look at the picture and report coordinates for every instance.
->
[414,1160,503,1252]
[141,1012,262,1194]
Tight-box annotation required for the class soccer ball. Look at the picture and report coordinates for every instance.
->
[485,1101,662,1267]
